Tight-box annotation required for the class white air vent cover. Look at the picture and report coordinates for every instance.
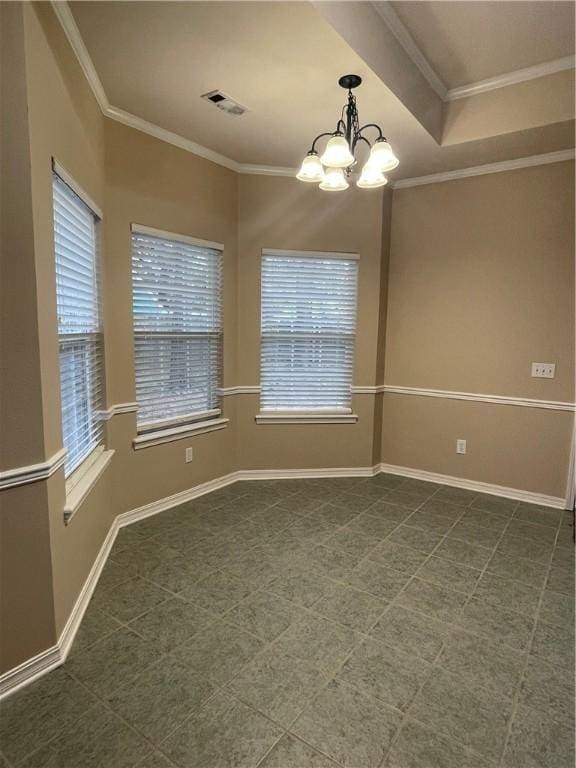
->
[201,90,248,116]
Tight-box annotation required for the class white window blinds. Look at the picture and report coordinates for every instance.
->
[260,251,358,411]
[53,173,104,477]
[131,228,223,430]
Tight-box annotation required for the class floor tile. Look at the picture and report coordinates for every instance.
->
[556,524,575,549]
[415,497,466,521]
[502,703,574,768]
[410,667,513,760]
[323,528,379,558]
[396,478,441,495]
[385,718,491,768]
[258,733,339,767]
[448,520,503,548]
[471,493,517,516]
[135,751,175,768]
[20,702,151,768]
[539,588,574,629]
[65,627,162,698]
[313,583,387,632]
[370,473,405,490]
[0,668,96,765]
[434,536,493,570]
[397,578,468,622]
[403,510,455,535]
[268,568,334,608]
[506,518,557,543]
[519,655,575,728]
[180,569,256,613]
[143,556,211,593]
[346,512,401,539]
[311,545,360,579]
[361,500,413,524]
[226,590,303,641]
[70,604,123,655]
[107,654,214,744]
[161,691,283,768]
[222,548,278,586]
[384,489,432,509]
[457,598,535,650]
[459,507,510,532]
[416,556,482,594]
[274,613,360,675]
[291,679,402,768]
[174,620,264,687]
[313,501,364,525]
[486,550,548,588]
[433,486,478,506]
[228,646,329,728]
[367,539,428,575]
[531,619,575,670]
[338,637,431,711]
[90,576,171,623]
[514,502,562,528]
[386,525,443,553]
[472,572,540,617]
[495,533,553,564]
[98,557,141,589]
[370,605,452,662]
[149,519,214,552]
[546,562,574,596]
[346,559,410,600]
[438,628,524,698]
[128,596,216,652]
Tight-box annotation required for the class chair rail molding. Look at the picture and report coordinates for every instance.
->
[0,448,67,490]
[382,385,576,411]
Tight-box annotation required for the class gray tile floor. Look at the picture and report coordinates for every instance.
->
[1,475,574,767]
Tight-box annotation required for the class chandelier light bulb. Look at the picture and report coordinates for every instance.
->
[296,153,325,182]
[369,139,399,172]
[320,135,355,169]
[319,167,349,192]
[356,162,388,189]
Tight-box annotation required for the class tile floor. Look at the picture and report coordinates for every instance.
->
[1,475,574,767]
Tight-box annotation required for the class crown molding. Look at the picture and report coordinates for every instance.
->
[51,1,576,186]
[370,2,447,99]
[393,149,575,189]
[446,55,576,101]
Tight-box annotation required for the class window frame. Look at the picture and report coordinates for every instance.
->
[257,248,360,424]
[52,161,107,481]
[130,224,227,447]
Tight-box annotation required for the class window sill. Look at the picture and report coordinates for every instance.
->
[64,447,115,524]
[255,412,358,425]
[133,417,229,450]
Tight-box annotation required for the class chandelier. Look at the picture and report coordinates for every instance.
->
[296,74,399,191]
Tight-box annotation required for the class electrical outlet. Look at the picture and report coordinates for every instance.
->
[185,447,193,463]
[531,362,555,379]
[456,439,467,454]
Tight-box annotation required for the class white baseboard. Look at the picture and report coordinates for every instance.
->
[1,460,567,698]
[379,463,566,509]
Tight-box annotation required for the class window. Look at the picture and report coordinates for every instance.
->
[260,250,359,414]
[131,226,223,432]
[52,171,104,477]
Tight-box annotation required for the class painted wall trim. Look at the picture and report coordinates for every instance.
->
[383,385,576,411]
[255,413,359,425]
[379,462,565,509]
[51,2,576,188]
[0,448,67,490]
[446,55,576,100]
[64,449,115,522]
[100,402,139,420]
[370,1,448,99]
[220,386,261,396]
[393,150,575,189]
[131,223,224,251]
[0,459,567,698]
[132,417,229,449]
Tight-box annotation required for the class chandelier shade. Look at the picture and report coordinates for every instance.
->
[296,75,399,192]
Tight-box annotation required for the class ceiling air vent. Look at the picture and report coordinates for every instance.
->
[201,90,248,116]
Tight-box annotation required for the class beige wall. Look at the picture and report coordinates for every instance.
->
[236,175,387,470]
[382,161,575,497]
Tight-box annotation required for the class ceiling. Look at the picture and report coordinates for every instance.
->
[68,1,575,178]
[389,1,575,88]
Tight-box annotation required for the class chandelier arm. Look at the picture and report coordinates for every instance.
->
[357,123,385,141]
[352,134,371,154]
[310,132,336,154]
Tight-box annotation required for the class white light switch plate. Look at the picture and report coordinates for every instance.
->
[531,362,555,379]
[185,447,193,463]
[456,439,467,454]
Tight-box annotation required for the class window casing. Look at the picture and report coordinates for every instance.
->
[52,172,104,477]
[131,226,223,431]
[260,250,359,413]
